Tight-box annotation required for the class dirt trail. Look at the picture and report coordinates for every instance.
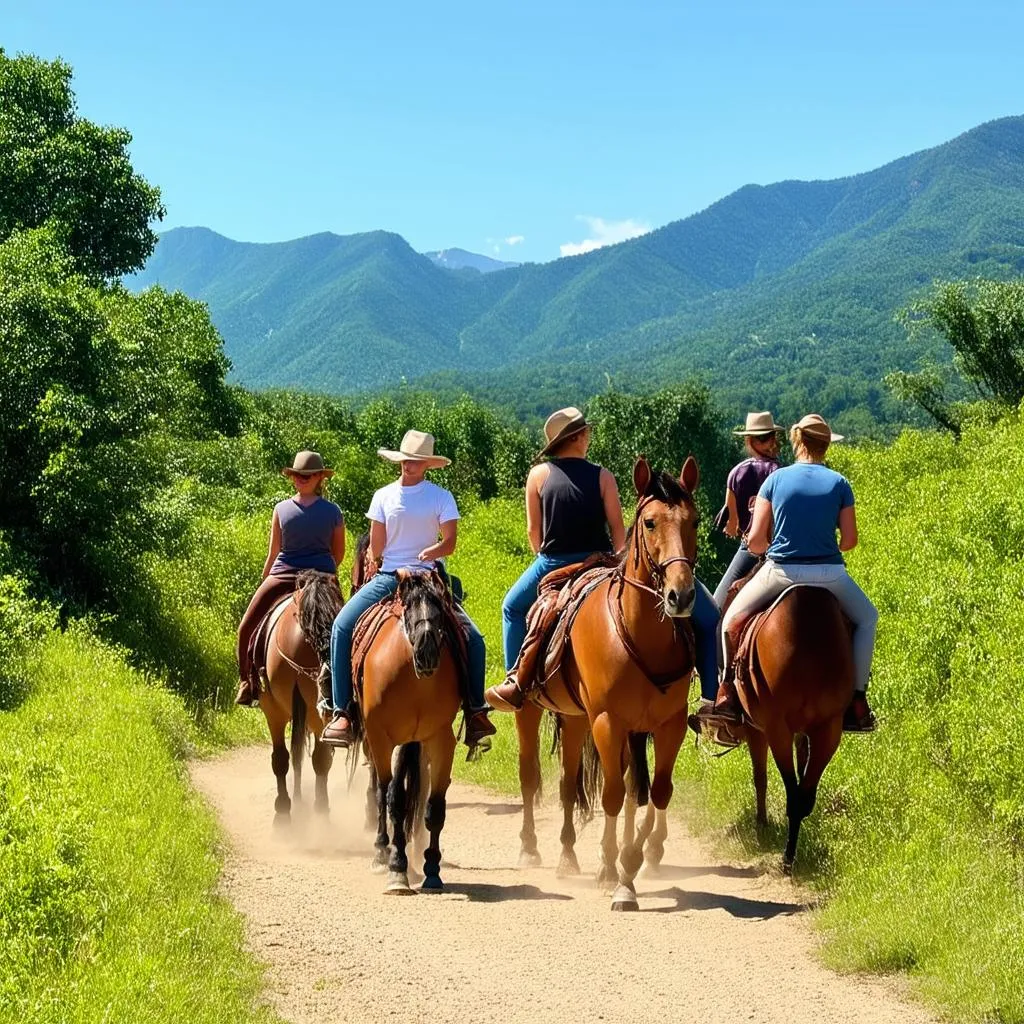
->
[192,746,933,1024]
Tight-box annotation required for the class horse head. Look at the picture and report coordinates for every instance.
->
[630,455,701,618]
[396,569,448,677]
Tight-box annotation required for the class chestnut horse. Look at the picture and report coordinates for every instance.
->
[519,456,700,911]
[359,570,462,895]
[257,570,342,822]
[732,587,854,872]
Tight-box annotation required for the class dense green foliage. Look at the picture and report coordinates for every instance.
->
[133,116,1024,433]
[0,51,164,279]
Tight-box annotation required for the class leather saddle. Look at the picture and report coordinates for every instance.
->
[247,593,296,694]
[507,554,620,699]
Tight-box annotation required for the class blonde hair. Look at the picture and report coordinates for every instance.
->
[789,426,829,463]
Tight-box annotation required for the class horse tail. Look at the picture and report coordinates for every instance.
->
[296,569,343,662]
[395,741,423,841]
[290,681,307,776]
[579,730,603,822]
[627,732,651,807]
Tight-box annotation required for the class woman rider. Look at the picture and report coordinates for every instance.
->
[696,414,877,732]
[320,430,496,749]
[712,411,784,612]
[485,407,626,710]
[235,451,345,706]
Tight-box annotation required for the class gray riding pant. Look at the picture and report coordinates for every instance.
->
[720,559,878,691]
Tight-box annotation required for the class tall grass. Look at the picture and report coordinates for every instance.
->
[0,628,278,1024]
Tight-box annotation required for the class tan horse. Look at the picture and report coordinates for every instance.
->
[358,570,462,894]
[257,570,343,822]
[519,456,701,910]
[729,587,854,872]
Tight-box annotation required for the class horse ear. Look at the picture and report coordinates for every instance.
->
[633,457,652,496]
[680,455,700,494]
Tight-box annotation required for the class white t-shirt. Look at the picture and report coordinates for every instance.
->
[367,479,460,573]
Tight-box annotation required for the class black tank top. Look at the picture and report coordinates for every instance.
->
[540,458,611,555]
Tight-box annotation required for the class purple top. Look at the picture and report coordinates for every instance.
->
[271,497,343,575]
[727,457,780,534]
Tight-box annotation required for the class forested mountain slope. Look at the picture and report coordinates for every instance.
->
[133,117,1024,428]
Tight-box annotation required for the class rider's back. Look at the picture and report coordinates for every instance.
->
[761,463,853,565]
[540,458,611,555]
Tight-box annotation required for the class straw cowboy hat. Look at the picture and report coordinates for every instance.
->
[281,450,335,477]
[377,430,451,469]
[793,413,844,443]
[733,411,785,436]
[539,407,589,457]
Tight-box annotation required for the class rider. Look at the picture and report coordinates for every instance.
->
[319,430,496,749]
[235,451,345,706]
[696,413,877,732]
[713,412,784,609]
[485,407,626,710]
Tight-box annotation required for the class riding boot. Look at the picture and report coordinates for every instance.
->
[485,675,526,711]
[843,690,877,733]
[321,711,353,747]
[235,678,256,707]
[464,708,497,747]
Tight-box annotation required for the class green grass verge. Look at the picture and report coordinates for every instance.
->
[0,627,278,1024]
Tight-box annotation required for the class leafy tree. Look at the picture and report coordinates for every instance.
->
[0,50,164,278]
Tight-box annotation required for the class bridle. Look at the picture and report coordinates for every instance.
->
[622,493,697,602]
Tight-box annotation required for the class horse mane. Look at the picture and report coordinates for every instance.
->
[296,569,343,659]
[351,531,372,593]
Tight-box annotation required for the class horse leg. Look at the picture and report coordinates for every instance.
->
[420,730,456,892]
[785,719,843,872]
[366,733,391,873]
[310,736,333,815]
[384,744,416,895]
[641,805,669,875]
[263,696,292,824]
[766,725,800,874]
[364,742,378,832]
[747,729,770,828]
[556,715,587,877]
[515,702,543,867]
[591,713,632,909]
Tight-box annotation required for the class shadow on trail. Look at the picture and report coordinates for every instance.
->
[442,881,573,903]
[642,886,804,919]
[447,801,522,816]
[642,862,764,881]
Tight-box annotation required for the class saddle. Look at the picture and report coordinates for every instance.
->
[507,554,620,700]
[247,594,296,694]
[349,571,472,708]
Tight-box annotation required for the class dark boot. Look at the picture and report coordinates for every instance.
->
[843,691,877,733]
[235,678,256,707]
[485,676,525,712]
[465,709,497,747]
[691,680,743,729]
[321,712,354,748]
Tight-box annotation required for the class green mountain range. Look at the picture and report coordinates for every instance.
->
[132,116,1024,430]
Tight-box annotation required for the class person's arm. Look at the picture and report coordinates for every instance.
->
[330,521,346,569]
[525,465,546,554]
[745,497,774,556]
[724,489,741,539]
[419,519,457,562]
[369,520,387,565]
[262,509,282,578]
[600,468,627,554]
[838,505,858,552]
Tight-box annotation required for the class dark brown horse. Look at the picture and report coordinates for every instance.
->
[257,570,343,822]
[731,587,854,872]
[518,457,701,911]
[358,570,462,894]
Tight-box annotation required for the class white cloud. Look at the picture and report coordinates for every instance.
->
[559,216,650,257]
[505,234,525,246]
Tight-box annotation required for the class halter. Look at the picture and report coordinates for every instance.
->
[623,494,696,600]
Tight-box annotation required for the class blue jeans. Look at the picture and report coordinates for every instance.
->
[692,580,720,702]
[329,572,488,713]
[502,551,596,671]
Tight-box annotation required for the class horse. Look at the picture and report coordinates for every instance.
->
[727,587,854,872]
[357,569,463,895]
[256,569,343,822]
[517,456,700,911]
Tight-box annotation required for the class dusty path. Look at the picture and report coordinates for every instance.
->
[193,746,933,1024]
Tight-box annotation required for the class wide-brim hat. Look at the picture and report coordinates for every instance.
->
[281,450,334,477]
[733,411,785,436]
[793,413,844,443]
[539,406,589,457]
[377,429,451,469]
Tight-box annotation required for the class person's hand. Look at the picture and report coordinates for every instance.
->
[417,549,432,562]
[724,518,740,539]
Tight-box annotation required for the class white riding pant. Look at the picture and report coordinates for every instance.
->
[720,559,878,691]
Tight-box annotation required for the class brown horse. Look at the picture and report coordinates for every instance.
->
[257,570,343,822]
[358,570,462,894]
[731,587,854,872]
[518,456,700,911]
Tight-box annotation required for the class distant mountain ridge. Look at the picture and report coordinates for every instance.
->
[425,248,519,273]
[131,117,1024,428]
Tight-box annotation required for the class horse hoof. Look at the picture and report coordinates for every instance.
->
[385,873,415,895]
[782,857,794,877]
[610,884,638,912]
[272,811,291,829]
[518,849,542,869]
[556,854,580,878]
[420,876,444,893]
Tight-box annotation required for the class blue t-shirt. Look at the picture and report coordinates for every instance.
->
[758,463,854,565]
[271,497,343,574]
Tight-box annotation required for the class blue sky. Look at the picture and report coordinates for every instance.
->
[6,0,1024,264]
